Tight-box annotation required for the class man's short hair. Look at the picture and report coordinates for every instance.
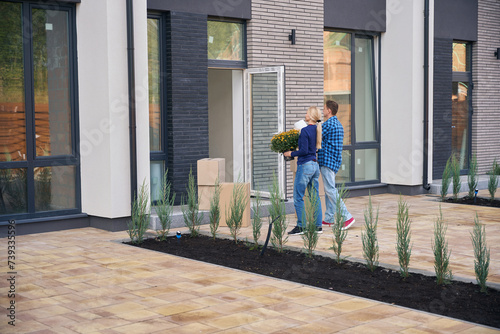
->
[326,100,338,115]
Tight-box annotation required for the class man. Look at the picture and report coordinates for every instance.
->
[317,100,355,230]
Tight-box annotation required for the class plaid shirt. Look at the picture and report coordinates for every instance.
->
[317,116,344,173]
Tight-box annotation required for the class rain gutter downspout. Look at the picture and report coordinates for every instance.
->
[423,0,431,191]
[126,0,138,206]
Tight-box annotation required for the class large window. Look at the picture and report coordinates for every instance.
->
[208,20,246,68]
[0,2,79,218]
[452,42,471,172]
[148,16,166,202]
[324,31,379,184]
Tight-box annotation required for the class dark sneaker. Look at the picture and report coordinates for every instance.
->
[316,227,323,234]
[288,226,304,235]
[322,221,332,226]
[341,218,355,230]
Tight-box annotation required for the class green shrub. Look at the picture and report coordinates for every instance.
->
[467,154,478,199]
[440,157,452,200]
[451,155,461,200]
[155,170,176,241]
[128,180,151,244]
[362,193,379,272]
[432,206,453,285]
[181,168,203,237]
[250,189,263,250]
[209,179,221,240]
[488,160,498,201]
[225,181,249,244]
[301,185,320,258]
[269,173,288,252]
[396,195,412,278]
[330,183,349,263]
[470,213,490,293]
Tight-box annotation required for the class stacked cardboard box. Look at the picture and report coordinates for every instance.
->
[197,158,251,227]
[198,158,225,210]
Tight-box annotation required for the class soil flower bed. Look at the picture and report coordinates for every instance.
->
[126,234,500,329]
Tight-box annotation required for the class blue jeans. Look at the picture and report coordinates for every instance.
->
[320,166,352,223]
[293,161,322,228]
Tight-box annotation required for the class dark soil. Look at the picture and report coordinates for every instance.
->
[127,235,500,328]
[445,196,500,208]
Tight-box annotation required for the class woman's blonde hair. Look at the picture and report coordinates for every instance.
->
[307,106,322,149]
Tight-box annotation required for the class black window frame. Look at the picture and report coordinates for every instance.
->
[451,41,473,174]
[0,0,81,220]
[324,29,381,186]
[207,17,247,69]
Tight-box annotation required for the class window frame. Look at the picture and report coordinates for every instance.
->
[0,1,81,220]
[324,29,381,186]
[451,41,473,174]
[207,17,247,69]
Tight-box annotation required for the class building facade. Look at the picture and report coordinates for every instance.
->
[0,0,498,234]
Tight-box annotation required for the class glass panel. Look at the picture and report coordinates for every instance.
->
[354,37,376,142]
[0,168,27,214]
[452,42,469,72]
[0,2,26,162]
[33,9,72,157]
[336,150,351,184]
[35,165,76,211]
[324,31,351,145]
[148,18,161,152]
[251,72,278,192]
[355,149,378,182]
[208,21,243,61]
[452,82,469,170]
[150,161,164,202]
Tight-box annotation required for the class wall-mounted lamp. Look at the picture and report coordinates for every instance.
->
[495,48,500,60]
[288,29,296,45]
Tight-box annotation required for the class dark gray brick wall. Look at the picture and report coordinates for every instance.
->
[432,38,453,180]
[165,12,209,203]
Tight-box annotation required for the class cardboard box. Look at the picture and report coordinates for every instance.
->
[219,182,250,227]
[198,185,216,211]
[197,158,225,186]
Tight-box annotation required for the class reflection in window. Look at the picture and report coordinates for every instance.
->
[0,168,27,214]
[324,31,379,184]
[0,2,26,162]
[452,82,469,169]
[148,18,161,152]
[33,9,72,157]
[208,21,244,61]
[324,31,351,146]
[452,42,469,72]
[354,37,376,142]
[355,149,379,182]
[34,165,76,212]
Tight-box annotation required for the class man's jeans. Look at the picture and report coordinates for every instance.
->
[320,166,352,223]
[293,161,322,228]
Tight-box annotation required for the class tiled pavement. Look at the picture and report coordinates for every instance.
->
[1,190,499,333]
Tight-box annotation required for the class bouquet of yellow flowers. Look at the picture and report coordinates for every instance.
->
[270,129,299,154]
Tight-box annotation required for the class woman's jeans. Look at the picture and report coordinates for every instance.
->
[320,166,353,223]
[293,161,322,228]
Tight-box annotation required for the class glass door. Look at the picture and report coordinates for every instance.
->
[244,66,285,197]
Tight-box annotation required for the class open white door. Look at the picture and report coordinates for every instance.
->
[244,66,285,197]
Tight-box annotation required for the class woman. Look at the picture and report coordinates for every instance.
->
[284,106,323,235]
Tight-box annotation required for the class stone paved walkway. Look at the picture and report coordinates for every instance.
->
[0,190,498,333]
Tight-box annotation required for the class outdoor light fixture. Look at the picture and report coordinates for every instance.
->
[289,29,296,45]
[495,48,500,60]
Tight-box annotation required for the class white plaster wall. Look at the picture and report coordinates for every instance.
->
[77,0,149,218]
[381,0,427,186]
